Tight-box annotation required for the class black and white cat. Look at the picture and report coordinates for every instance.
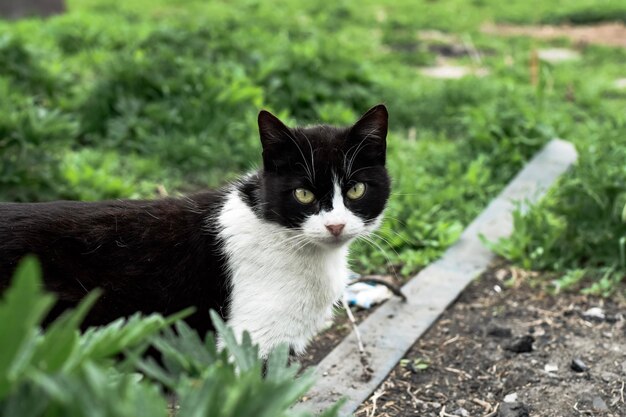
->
[0,104,390,357]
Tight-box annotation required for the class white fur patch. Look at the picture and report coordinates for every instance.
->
[216,180,383,357]
[217,188,347,357]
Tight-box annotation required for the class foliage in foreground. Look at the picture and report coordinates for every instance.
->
[0,257,339,417]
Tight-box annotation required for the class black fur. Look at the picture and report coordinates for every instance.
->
[0,193,229,335]
[0,105,390,334]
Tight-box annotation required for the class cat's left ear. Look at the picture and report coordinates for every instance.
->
[347,104,388,165]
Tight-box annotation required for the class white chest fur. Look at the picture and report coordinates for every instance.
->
[217,189,349,358]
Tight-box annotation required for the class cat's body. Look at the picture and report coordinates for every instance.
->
[0,105,390,357]
[0,192,227,338]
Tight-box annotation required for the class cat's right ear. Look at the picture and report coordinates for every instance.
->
[258,110,291,149]
[258,110,292,171]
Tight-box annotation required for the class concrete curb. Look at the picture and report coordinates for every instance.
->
[297,139,578,416]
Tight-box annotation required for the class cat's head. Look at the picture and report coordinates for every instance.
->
[256,105,390,249]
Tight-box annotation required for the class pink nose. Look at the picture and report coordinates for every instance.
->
[325,223,345,237]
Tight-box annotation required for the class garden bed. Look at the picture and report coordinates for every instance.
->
[355,263,625,416]
[301,260,626,416]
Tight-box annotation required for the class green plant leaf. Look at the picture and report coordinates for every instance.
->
[0,256,55,399]
[30,290,101,373]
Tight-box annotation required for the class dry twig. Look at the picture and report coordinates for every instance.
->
[445,367,472,379]
[442,335,460,346]
[472,398,492,412]
[342,296,365,354]
[369,388,385,417]
[482,403,499,417]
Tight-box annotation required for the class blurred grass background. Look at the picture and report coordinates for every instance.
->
[1,0,625,294]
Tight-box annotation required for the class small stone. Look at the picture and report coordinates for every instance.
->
[532,327,546,337]
[592,396,608,411]
[488,326,513,338]
[453,407,470,417]
[503,393,518,403]
[570,358,588,372]
[544,364,558,373]
[601,372,617,383]
[505,336,535,353]
[498,402,530,417]
[583,307,605,321]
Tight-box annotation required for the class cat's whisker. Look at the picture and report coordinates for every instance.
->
[346,127,379,177]
[347,165,376,181]
[283,129,314,184]
[369,231,403,259]
[390,192,426,197]
[356,235,401,281]
[281,234,310,246]
[371,218,416,245]
[340,149,349,175]
[295,162,313,184]
[302,132,316,182]
[379,214,413,230]
[289,239,312,254]
[346,134,370,178]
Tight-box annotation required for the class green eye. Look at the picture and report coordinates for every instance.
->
[346,182,366,200]
[294,188,315,204]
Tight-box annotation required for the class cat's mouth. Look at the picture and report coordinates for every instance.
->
[314,233,355,248]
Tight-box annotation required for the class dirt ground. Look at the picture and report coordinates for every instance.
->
[301,264,625,416]
[481,22,626,49]
[343,264,625,417]
[299,303,377,369]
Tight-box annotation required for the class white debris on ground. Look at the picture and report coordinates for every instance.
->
[344,278,393,309]
[503,393,518,403]
[614,78,626,90]
[537,48,581,63]
[583,307,606,320]
[544,363,559,373]
[419,65,489,79]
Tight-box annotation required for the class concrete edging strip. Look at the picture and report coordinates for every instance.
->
[298,139,578,416]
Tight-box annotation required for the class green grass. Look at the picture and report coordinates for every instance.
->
[0,0,625,293]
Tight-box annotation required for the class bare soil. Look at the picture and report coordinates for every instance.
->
[349,265,626,417]
[298,305,377,369]
[482,22,626,49]
[300,263,625,416]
